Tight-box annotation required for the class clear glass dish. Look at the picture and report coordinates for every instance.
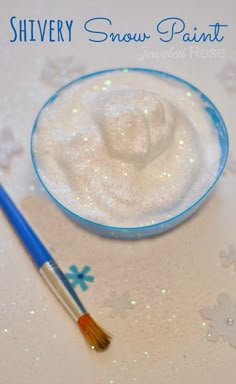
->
[31,68,229,239]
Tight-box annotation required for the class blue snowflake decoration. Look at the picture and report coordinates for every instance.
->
[65,265,94,291]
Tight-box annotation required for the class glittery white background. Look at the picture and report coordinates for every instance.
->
[0,1,236,383]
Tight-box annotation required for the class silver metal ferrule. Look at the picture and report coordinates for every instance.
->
[39,260,86,322]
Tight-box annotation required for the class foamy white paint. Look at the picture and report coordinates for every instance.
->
[33,70,221,227]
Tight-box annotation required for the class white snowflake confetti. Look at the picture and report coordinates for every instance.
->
[227,155,236,175]
[200,293,236,348]
[222,153,236,177]
[41,57,86,88]
[220,244,236,268]
[104,291,135,319]
[0,127,22,169]
[218,62,236,95]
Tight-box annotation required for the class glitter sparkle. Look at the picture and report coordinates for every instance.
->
[104,79,112,86]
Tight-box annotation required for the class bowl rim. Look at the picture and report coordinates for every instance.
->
[31,67,229,232]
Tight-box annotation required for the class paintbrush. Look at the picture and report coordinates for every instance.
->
[0,184,111,351]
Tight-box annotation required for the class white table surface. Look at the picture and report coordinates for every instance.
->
[1,0,236,383]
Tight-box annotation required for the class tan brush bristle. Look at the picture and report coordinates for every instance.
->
[78,313,111,351]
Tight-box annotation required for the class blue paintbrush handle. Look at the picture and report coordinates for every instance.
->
[0,185,52,268]
[0,186,110,349]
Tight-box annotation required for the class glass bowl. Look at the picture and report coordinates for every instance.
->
[31,68,229,239]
